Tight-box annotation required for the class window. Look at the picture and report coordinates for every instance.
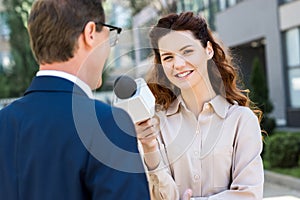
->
[285,27,300,108]
[280,0,297,4]
[286,28,300,67]
[228,0,237,6]
[219,0,227,11]
[284,0,296,3]
[288,69,300,107]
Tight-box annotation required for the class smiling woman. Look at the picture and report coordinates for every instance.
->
[158,31,214,98]
[134,11,264,200]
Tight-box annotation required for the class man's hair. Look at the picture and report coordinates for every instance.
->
[28,0,105,64]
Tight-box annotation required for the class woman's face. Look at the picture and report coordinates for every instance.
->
[158,30,213,91]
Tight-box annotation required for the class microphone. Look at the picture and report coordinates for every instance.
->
[113,75,155,123]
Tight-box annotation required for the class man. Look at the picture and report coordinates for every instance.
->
[0,0,150,199]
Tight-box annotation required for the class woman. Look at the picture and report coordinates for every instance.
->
[135,11,264,200]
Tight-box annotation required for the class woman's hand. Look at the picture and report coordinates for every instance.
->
[135,117,160,153]
[182,189,193,200]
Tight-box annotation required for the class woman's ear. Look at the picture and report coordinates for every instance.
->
[206,41,214,59]
[82,21,97,47]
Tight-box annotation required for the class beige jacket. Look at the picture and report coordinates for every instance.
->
[145,95,264,200]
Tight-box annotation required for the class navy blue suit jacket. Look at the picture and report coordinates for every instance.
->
[0,76,150,200]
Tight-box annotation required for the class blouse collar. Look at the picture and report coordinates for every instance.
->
[165,95,232,119]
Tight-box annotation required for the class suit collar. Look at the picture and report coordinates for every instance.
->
[36,70,93,98]
[24,76,88,98]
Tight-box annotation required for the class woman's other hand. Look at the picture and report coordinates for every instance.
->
[135,117,160,153]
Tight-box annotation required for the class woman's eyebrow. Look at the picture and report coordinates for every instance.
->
[179,45,193,51]
[161,45,193,57]
[161,52,172,57]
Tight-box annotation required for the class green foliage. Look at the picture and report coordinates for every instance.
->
[129,0,152,15]
[262,117,276,136]
[264,160,300,178]
[249,57,276,134]
[265,133,300,168]
[250,57,273,113]
[0,0,38,98]
[0,75,10,97]
[129,0,177,15]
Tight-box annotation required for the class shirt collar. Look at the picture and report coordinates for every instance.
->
[36,70,94,99]
[209,95,232,118]
[165,96,181,116]
[166,95,231,118]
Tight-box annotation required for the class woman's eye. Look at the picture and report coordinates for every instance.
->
[183,49,193,55]
[163,56,173,61]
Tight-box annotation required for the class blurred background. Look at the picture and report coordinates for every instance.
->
[0,0,299,129]
[1,0,300,198]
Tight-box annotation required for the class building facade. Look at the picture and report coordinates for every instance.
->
[133,0,299,127]
[215,0,300,127]
[1,0,299,127]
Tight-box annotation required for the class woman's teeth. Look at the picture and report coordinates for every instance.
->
[175,70,193,78]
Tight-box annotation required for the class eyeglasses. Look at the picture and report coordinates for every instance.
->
[96,22,122,47]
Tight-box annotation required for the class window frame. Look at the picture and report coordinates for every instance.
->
[284,26,300,108]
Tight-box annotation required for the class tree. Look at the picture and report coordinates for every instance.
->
[0,0,37,98]
[249,57,276,134]
[128,0,177,15]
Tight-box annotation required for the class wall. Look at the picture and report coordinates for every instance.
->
[215,0,286,125]
[279,0,300,31]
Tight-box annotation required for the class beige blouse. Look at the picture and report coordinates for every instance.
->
[145,95,264,200]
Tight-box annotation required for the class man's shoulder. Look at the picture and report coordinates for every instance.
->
[93,99,132,122]
[94,99,114,113]
[94,99,126,113]
[0,97,24,115]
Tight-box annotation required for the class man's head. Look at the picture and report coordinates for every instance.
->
[28,0,105,64]
[28,0,116,90]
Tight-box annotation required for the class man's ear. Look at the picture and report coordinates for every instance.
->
[82,21,97,47]
[206,41,214,59]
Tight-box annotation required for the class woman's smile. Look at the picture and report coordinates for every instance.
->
[174,70,194,79]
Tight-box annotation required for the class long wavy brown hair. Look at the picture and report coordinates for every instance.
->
[147,11,262,120]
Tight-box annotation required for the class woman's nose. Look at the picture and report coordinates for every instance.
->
[173,55,186,69]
